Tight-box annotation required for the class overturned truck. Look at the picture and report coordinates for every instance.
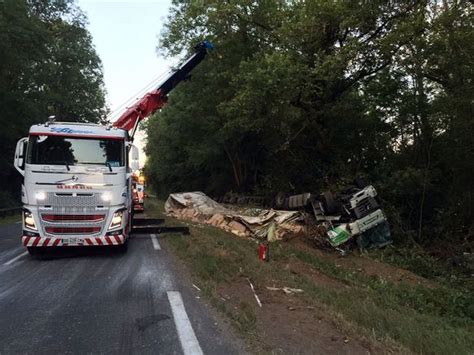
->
[165,183,391,251]
[274,183,391,249]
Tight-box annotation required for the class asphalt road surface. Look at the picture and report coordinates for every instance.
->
[0,221,242,354]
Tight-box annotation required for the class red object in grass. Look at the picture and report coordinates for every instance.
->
[258,243,269,262]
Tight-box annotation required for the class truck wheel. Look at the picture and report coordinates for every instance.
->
[116,240,129,254]
[27,247,45,257]
[354,178,368,189]
[128,209,133,233]
[321,191,338,215]
[274,192,288,209]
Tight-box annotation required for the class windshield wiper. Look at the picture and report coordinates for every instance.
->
[63,161,70,171]
[105,162,113,172]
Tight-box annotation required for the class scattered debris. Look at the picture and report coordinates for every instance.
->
[192,284,201,292]
[247,278,262,308]
[266,286,304,294]
[165,192,304,241]
[165,182,392,253]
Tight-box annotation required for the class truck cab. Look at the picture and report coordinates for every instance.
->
[14,122,139,254]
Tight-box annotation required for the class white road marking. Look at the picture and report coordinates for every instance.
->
[3,251,28,266]
[167,291,203,355]
[15,220,22,224]
[150,234,161,250]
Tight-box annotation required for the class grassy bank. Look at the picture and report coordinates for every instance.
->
[146,198,474,354]
[0,213,20,226]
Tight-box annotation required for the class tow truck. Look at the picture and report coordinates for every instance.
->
[13,41,213,255]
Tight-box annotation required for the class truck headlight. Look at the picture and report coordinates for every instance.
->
[24,210,37,231]
[109,209,124,230]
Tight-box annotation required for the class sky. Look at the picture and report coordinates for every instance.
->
[77,0,176,165]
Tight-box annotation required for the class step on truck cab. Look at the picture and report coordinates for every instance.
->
[14,122,140,254]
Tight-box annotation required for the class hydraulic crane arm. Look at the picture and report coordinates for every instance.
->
[113,41,213,137]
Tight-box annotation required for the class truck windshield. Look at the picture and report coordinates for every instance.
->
[27,135,125,167]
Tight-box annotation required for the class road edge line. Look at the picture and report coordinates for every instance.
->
[3,251,28,266]
[167,291,203,355]
[150,234,161,250]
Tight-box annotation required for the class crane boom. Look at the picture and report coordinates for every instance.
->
[113,41,213,136]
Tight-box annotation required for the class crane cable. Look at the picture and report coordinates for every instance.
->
[106,67,174,122]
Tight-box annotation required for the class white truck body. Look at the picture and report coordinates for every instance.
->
[12,42,212,253]
[14,122,139,251]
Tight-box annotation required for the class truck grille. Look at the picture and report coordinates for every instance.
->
[45,226,102,235]
[44,192,108,207]
[39,207,109,236]
[42,214,105,222]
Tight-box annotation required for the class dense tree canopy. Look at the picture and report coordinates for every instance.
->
[146,0,473,247]
[0,0,107,206]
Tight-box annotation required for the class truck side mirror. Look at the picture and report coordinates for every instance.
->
[129,144,140,172]
[14,137,28,176]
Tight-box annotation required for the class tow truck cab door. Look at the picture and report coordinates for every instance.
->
[14,137,28,176]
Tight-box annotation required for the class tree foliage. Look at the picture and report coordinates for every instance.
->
[146,0,473,246]
[0,0,107,207]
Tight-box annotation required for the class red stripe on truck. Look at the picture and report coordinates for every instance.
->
[42,214,105,222]
[29,133,125,140]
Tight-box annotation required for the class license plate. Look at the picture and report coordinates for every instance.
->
[64,237,83,245]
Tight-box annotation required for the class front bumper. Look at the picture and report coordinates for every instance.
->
[22,234,126,247]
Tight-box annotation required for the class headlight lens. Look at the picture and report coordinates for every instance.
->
[24,210,37,230]
[109,210,124,230]
[35,191,46,202]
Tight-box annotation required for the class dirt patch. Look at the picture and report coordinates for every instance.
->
[283,258,350,291]
[336,255,436,288]
[293,239,436,288]
[217,278,383,354]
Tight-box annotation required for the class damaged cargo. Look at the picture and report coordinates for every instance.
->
[165,192,304,241]
[165,183,391,251]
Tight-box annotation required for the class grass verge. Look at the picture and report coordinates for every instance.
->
[146,198,474,354]
[0,213,21,226]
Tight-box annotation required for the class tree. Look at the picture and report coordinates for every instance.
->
[0,0,107,206]
[146,0,474,246]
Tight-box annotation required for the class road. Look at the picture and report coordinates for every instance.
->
[0,221,242,354]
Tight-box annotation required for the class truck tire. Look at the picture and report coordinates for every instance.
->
[321,191,338,215]
[27,247,45,257]
[354,178,368,189]
[274,192,288,209]
[127,211,134,238]
[116,239,129,254]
